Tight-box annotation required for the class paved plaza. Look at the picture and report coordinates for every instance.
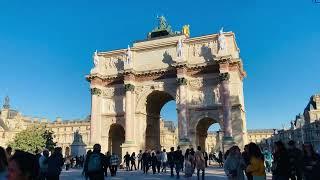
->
[60,166,272,180]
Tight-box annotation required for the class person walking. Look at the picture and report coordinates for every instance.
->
[174,146,184,179]
[130,152,137,171]
[124,152,131,171]
[242,145,253,180]
[168,147,175,177]
[184,149,195,180]
[151,152,157,174]
[218,151,224,167]
[246,143,266,180]
[271,141,289,180]
[83,144,107,180]
[161,149,168,173]
[224,146,246,180]
[156,151,162,173]
[287,140,303,180]
[142,150,151,174]
[302,143,320,180]
[47,147,64,180]
[65,156,71,171]
[105,151,111,177]
[39,149,49,180]
[203,151,208,168]
[0,147,8,180]
[110,152,119,176]
[137,150,143,170]
[195,146,206,180]
[262,149,272,173]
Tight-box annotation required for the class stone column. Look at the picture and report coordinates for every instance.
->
[219,73,233,140]
[90,87,102,145]
[177,77,188,141]
[124,84,135,143]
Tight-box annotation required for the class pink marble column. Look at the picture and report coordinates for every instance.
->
[90,87,102,145]
[219,73,232,138]
[177,77,188,141]
[124,84,135,143]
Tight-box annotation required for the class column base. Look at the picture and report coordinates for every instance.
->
[121,141,138,157]
[178,138,192,153]
[223,136,236,153]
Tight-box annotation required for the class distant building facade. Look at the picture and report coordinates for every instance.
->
[268,94,320,151]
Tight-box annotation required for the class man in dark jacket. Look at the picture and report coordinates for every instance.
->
[47,147,64,180]
[167,147,175,177]
[174,146,184,179]
[141,150,151,174]
[83,144,107,180]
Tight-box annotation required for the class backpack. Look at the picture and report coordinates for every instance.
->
[87,153,102,172]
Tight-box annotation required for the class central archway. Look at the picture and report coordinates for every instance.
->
[108,124,125,157]
[145,90,174,150]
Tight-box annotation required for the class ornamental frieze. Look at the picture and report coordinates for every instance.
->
[102,88,115,98]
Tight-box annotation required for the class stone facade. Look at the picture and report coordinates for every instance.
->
[247,129,274,144]
[87,19,248,157]
[0,97,269,155]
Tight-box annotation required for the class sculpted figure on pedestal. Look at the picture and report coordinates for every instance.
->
[213,85,221,103]
[218,27,227,52]
[94,50,99,67]
[125,45,132,67]
[177,38,183,58]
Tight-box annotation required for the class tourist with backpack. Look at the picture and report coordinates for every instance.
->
[83,144,107,180]
[110,152,119,176]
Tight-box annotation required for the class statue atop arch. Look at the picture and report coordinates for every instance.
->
[3,96,10,109]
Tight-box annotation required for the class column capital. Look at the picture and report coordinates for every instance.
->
[219,73,230,82]
[124,84,135,91]
[177,77,187,85]
[91,87,102,96]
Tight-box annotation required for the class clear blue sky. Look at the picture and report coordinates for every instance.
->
[0,0,319,129]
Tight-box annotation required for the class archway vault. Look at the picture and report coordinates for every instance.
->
[108,123,125,158]
[196,117,220,152]
[145,90,175,150]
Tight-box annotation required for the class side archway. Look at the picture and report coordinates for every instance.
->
[108,124,125,157]
[196,117,221,152]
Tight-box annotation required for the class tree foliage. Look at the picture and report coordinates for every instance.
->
[42,130,56,152]
[8,126,56,153]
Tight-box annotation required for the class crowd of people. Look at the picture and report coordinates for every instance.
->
[223,140,320,180]
[1,140,320,180]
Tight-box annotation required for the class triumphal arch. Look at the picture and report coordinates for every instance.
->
[87,17,247,156]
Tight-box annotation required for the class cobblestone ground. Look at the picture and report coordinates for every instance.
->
[60,166,273,180]
[60,166,227,180]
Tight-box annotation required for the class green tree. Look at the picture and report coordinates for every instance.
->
[8,126,56,153]
[42,129,56,152]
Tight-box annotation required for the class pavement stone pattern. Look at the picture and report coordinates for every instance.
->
[60,166,272,180]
